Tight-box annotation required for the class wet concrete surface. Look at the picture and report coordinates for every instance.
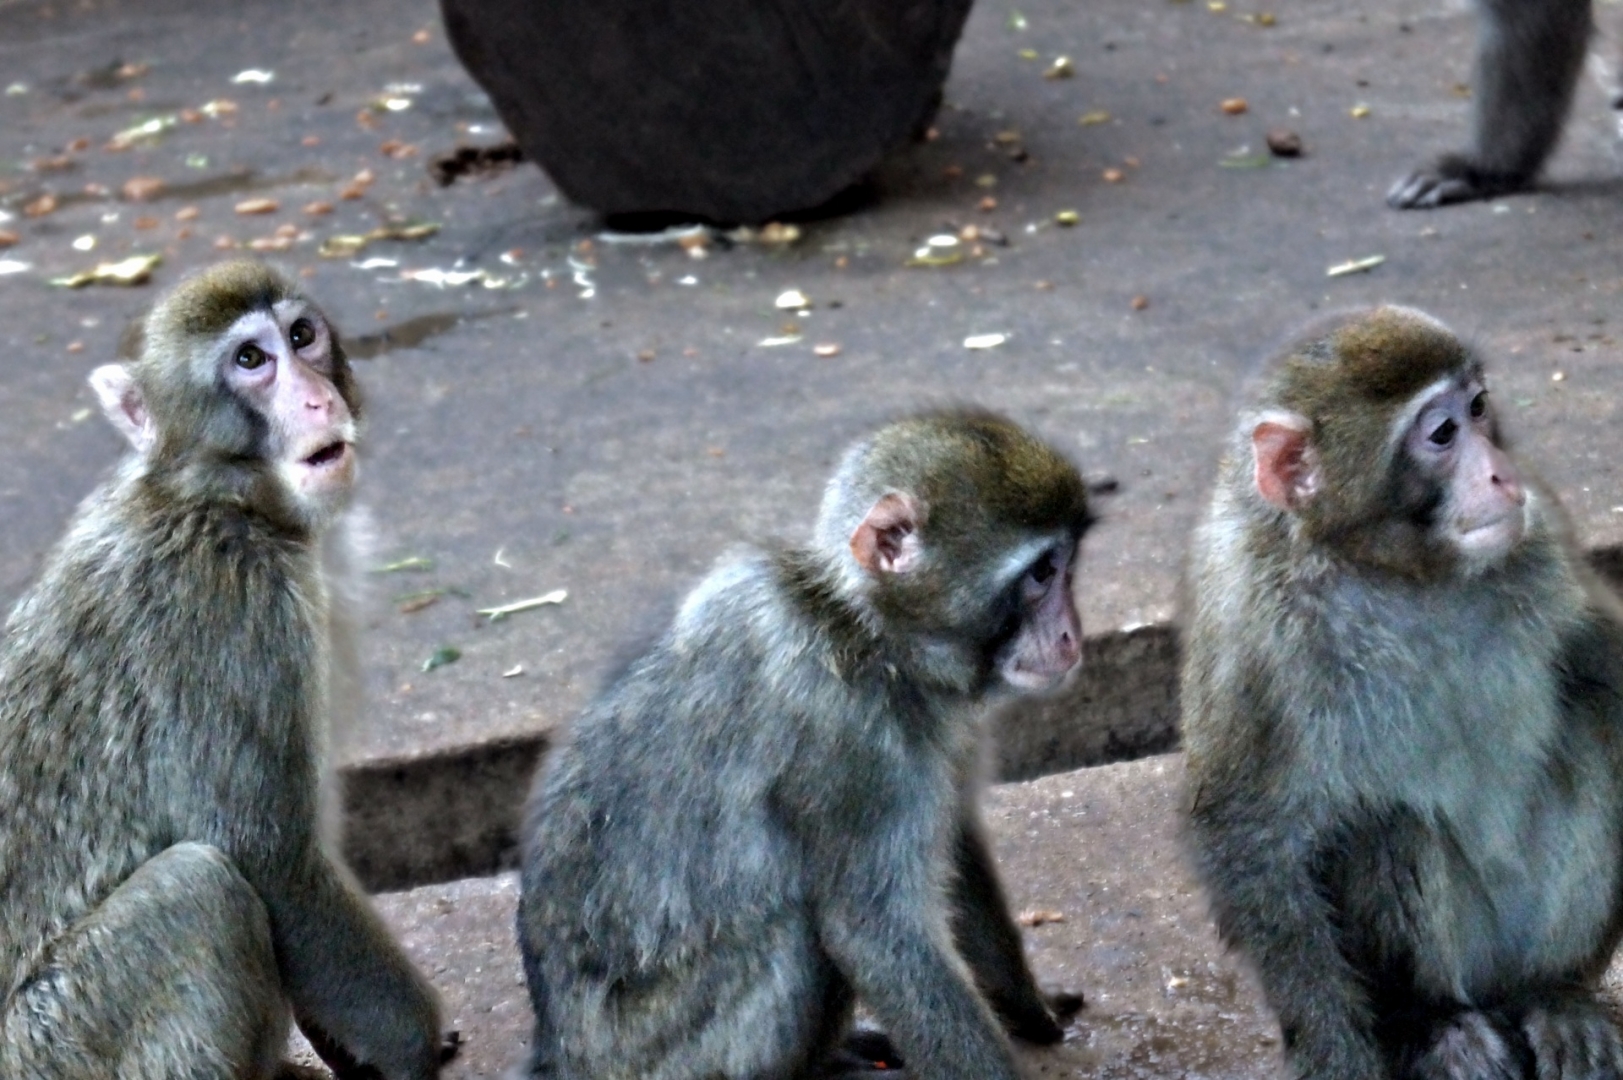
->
[5,0,1623,774]
[368,755,1283,1080]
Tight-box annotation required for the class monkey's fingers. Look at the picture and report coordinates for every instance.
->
[1044,988,1085,1021]
[1522,999,1623,1080]
[439,1030,463,1065]
[1406,1011,1524,1080]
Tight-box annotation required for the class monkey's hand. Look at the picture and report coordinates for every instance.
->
[1404,1012,1523,1080]
[1387,154,1527,210]
[999,988,1084,1045]
[1521,997,1623,1080]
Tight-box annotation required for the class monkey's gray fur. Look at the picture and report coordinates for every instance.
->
[517,410,1092,1080]
[0,261,443,1079]
[1182,307,1623,1080]
[1388,0,1593,207]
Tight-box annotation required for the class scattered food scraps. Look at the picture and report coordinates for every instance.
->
[775,289,810,310]
[121,176,165,201]
[396,590,444,614]
[1055,209,1080,226]
[1266,129,1303,156]
[1326,254,1385,277]
[758,335,804,347]
[23,194,58,218]
[374,556,435,573]
[0,231,16,248]
[1017,910,1067,927]
[72,235,95,251]
[318,222,440,258]
[50,253,161,288]
[107,116,178,151]
[965,333,1008,350]
[1132,295,1150,310]
[422,646,461,673]
[231,69,275,85]
[1350,103,1372,118]
[502,665,525,678]
[1078,110,1111,126]
[1044,56,1075,79]
[478,589,568,622]
[1102,168,1125,183]
[1220,97,1248,115]
[0,259,30,275]
[813,343,842,358]
[235,198,278,215]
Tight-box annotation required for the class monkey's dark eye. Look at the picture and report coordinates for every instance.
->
[289,319,315,349]
[1428,418,1458,446]
[1469,392,1488,419]
[235,343,269,370]
[1029,552,1057,585]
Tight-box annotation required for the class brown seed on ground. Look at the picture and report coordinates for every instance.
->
[1132,295,1150,310]
[302,135,321,147]
[213,235,237,250]
[248,236,292,252]
[304,201,334,215]
[32,155,74,172]
[121,176,165,201]
[174,206,200,221]
[1016,909,1067,927]
[636,349,656,362]
[132,216,159,230]
[1220,97,1248,115]
[978,196,998,211]
[66,136,91,153]
[235,198,278,215]
[1102,168,1125,183]
[23,194,57,217]
[1266,129,1303,156]
[0,230,17,247]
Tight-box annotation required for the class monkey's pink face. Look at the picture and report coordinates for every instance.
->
[1403,379,1526,565]
[997,540,1083,692]
[223,301,358,520]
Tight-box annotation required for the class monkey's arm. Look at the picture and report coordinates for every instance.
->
[1189,785,1385,1080]
[947,817,1078,1043]
[1387,0,1589,208]
[810,815,1024,1080]
[266,852,444,1080]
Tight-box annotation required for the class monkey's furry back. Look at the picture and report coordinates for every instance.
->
[520,544,973,996]
[0,457,332,999]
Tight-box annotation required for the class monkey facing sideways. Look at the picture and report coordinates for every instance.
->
[1182,306,1623,1079]
[517,411,1091,1080]
[1387,0,1595,208]
[0,262,444,1079]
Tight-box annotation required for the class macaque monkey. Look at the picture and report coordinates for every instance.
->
[0,261,445,1079]
[517,411,1091,1079]
[1387,0,1591,207]
[1183,305,1623,1079]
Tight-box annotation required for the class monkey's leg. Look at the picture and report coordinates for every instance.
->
[0,842,287,1080]
[267,852,443,1080]
[946,819,1079,1044]
[1389,0,1591,208]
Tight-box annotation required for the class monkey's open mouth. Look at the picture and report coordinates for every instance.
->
[303,441,349,469]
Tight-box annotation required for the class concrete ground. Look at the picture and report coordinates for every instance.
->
[7,0,1623,1073]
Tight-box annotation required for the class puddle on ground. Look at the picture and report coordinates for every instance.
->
[348,308,516,359]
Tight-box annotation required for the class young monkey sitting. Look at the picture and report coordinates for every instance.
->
[1183,306,1623,1080]
[517,410,1092,1080]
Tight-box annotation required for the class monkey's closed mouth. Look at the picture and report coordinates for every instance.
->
[304,442,348,468]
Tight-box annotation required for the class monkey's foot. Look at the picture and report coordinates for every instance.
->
[819,1026,905,1075]
[1386,154,1529,209]
[1521,997,1623,1079]
[1404,1011,1523,1080]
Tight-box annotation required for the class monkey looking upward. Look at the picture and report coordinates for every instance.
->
[517,411,1091,1080]
[0,261,444,1079]
[1182,306,1623,1080]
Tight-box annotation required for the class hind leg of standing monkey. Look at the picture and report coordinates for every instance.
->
[1,842,288,1080]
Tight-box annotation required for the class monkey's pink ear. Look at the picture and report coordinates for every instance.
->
[1252,413,1317,511]
[88,364,155,453]
[851,492,926,575]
